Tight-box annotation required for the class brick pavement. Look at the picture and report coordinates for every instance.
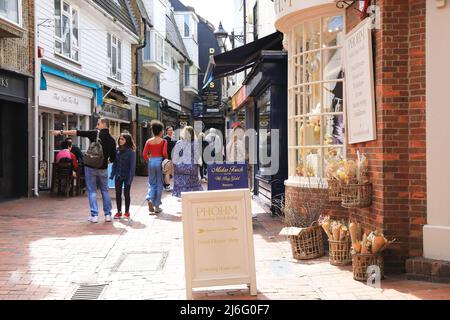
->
[0,176,449,300]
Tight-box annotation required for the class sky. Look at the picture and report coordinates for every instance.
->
[180,0,236,35]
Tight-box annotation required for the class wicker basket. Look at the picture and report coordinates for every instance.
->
[352,253,384,281]
[341,182,372,208]
[288,224,324,260]
[327,179,341,202]
[328,239,352,265]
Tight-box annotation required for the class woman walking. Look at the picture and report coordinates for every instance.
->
[172,126,203,198]
[143,120,168,214]
[110,132,136,220]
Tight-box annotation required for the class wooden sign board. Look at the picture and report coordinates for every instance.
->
[182,189,257,299]
[345,18,377,144]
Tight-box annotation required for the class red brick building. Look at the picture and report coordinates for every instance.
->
[274,0,449,281]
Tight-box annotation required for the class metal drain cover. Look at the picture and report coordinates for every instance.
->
[70,284,108,300]
[114,251,169,272]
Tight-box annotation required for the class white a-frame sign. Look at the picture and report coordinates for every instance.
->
[182,189,257,299]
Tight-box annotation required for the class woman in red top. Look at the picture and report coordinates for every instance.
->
[143,120,168,214]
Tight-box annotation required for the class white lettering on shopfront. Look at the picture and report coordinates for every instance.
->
[52,92,79,106]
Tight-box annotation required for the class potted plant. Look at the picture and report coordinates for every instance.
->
[321,216,352,266]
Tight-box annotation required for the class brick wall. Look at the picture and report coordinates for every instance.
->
[345,0,427,273]
[0,0,34,76]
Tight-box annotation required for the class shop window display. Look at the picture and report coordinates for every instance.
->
[288,14,345,180]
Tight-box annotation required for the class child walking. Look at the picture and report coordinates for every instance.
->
[110,132,136,219]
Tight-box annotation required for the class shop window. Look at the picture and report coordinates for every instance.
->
[107,33,122,81]
[0,0,21,26]
[258,99,271,176]
[54,0,79,61]
[288,14,345,181]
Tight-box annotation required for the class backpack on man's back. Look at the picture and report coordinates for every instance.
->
[83,130,104,169]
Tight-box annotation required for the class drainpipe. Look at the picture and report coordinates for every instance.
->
[33,1,40,197]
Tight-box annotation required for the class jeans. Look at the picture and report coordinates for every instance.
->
[115,178,131,213]
[84,166,112,217]
[146,157,163,207]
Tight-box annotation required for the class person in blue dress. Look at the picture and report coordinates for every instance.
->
[172,126,203,198]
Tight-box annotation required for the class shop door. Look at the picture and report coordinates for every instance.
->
[0,101,27,199]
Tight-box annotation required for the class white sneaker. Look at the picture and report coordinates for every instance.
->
[88,216,98,223]
[105,215,112,222]
[154,207,163,214]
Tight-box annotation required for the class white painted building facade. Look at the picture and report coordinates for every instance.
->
[36,0,139,190]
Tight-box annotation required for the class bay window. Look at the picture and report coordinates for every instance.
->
[107,33,122,81]
[54,0,79,61]
[288,14,345,181]
[0,0,21,26]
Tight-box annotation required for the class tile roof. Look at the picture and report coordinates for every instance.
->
[92,0,138,35]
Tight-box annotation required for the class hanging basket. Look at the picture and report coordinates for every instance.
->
[327,179,342,202]
[352,253,384,281]
[288,224,324,260]
[328,239,352,266]
[340,182,372,208]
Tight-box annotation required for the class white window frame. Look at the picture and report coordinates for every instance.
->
[0,0,22,27]
[184,65,191,87]
[287,12,346,185]
[107,33,122,81]
[184,14,190,37]
[164,43,170,66]
[155,33,164,65]
[54,0,80,62]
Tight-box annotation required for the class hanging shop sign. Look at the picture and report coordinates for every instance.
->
[345,18,376,144]
[182,189,256,300]
[192,101,204,117]
[100,102,131,122]
[208,163,249,191]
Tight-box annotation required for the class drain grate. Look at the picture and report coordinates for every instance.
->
[70,284,108,300]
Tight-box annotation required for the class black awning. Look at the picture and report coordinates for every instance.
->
[203,31,284,88]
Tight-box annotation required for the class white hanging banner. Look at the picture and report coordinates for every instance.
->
[345,18,377,144]
[182,189,257,299]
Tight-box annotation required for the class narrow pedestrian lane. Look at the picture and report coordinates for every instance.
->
[0,177,449,300]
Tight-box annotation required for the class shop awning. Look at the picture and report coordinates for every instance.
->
[203,31,284,88]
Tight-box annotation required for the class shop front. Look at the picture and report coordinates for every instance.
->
[136,98,159,175]
[275,0,437,276]
[243,51,288,213]
[0,69,29,199]
[38,66,100,191]
[100,89,132,142]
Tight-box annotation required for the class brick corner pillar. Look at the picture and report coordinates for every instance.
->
[346,0,427,273]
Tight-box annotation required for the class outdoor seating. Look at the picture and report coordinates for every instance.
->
[51,162,74,197]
